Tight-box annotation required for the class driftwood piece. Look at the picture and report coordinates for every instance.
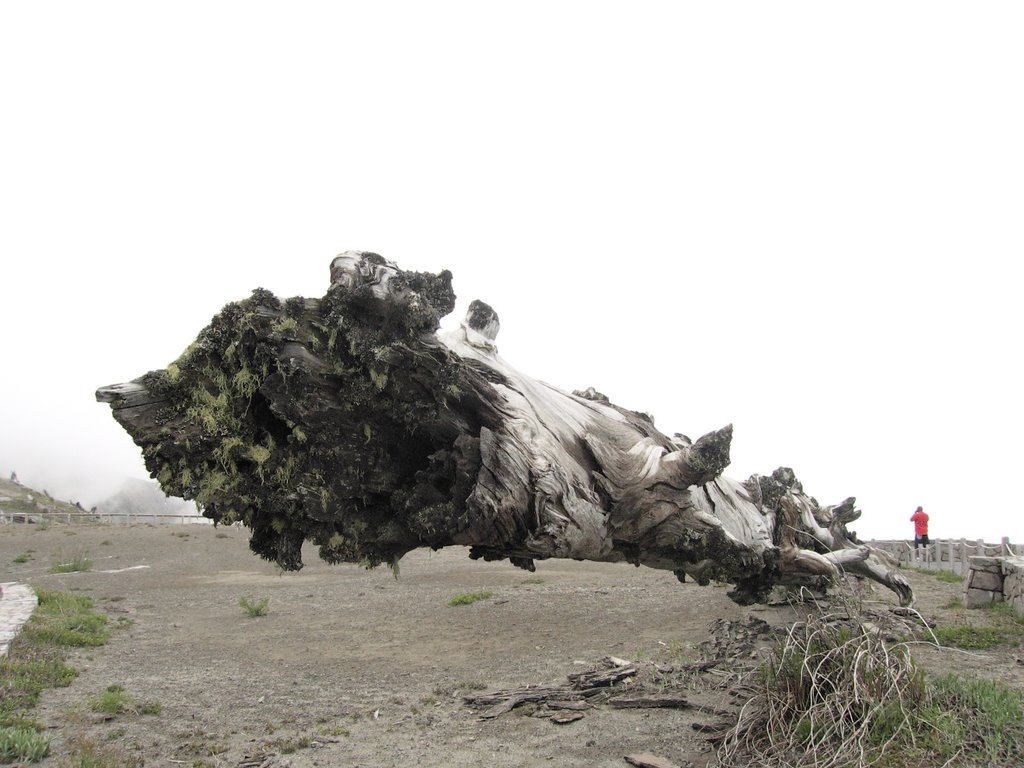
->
[96,251,912,606]
[608,696,694,710]
[567,663,639,689]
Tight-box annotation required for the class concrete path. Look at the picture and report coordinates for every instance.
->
[0,582,38,656]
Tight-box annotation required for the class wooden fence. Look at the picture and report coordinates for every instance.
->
[868,538,1023,575]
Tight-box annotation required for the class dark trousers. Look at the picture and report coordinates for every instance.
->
[914,534,930,549]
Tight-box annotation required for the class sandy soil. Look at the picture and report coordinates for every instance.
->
[1,523,1018,768]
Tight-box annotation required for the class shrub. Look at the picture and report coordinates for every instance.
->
[0,725,50,762]
[717,597,1024,767]
[48,548,92,573]
[447,591,493,607]
[87,685,161,716]
[239,596,269,617]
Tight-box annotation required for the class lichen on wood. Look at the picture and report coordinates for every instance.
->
[97,251,913,606]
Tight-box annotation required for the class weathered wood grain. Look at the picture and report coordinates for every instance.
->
[96,251,913,606]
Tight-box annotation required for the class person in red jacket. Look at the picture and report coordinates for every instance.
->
[910,506,929,549]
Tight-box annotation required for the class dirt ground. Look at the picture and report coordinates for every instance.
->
[2,523,1019,768]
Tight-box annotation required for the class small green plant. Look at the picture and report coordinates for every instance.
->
[447,591,493,606]
[88,685,132,715]
[516,576,545,586]
[266,733,312,754]
[239,596,270,617]
[0,724,50,762]
[63,736,142,768]
[48,548,93,573]
[12,552,32,564]
[88,684,161,717]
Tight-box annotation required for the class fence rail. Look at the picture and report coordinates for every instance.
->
[1,511,1017,572]
[868,537,1023,575]
[0,510,212,526]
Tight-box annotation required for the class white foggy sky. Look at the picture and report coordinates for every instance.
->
[1,3,1021,543]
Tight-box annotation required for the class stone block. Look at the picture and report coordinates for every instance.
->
[1001,556,1024,576]
[969,556,1002,570]
[965,587,1001,608]
[968,570,1004,592]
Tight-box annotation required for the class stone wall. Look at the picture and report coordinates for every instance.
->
[965,555,1024,610]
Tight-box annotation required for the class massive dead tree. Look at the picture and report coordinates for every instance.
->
[96,252,912,606]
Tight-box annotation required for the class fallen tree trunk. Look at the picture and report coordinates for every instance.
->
[96,251,912,605]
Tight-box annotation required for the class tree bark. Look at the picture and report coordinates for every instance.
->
[96,251,912,606]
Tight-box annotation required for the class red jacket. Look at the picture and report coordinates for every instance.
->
[910,509,929,535]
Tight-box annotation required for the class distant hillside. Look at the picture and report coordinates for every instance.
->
[96,477,198,518]
[0,473,198,522]
[0,473,95,520]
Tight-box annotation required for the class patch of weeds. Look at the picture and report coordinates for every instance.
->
[516,576,545,586]
[100,540,112,546]
[933,603,1024,649]
[940,595,964,610]
[937,626,1015,651]
[0,590,116,728]
[266,734,312,754]
[61,735,143,768]
[718,596,1024,768]
[239,596,269,617]
[172,531,190,538]
[87,684,161,716]
[927,674,1024,764]
[905,566,964,583]
[658,639,696,664]
[12,552,32,564]
[315,723,350,737]
[0,724,50,763]
[447,591,493,607]
[48,548,93,573]
[19,590,109,648]
[986,601,1024,625]
[215,532,230,539]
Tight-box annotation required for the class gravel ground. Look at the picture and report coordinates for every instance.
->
[1,522,1016,768]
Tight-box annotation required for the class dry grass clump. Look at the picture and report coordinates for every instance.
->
[717,596,1024,767]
